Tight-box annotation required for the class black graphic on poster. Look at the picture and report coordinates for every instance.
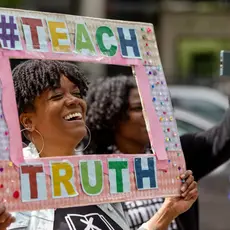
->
[53,206,123,230]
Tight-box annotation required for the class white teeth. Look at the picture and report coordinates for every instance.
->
[64,112,82,121]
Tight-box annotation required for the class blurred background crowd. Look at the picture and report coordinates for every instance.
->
[3,0,230,229]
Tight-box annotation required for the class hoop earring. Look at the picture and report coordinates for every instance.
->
[75,125,91,153]
[20,128,45,156]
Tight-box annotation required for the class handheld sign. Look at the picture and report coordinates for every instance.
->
[0,8,186,211]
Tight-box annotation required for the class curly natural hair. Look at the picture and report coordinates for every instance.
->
[85,75,136,154]
[12,59,89,115]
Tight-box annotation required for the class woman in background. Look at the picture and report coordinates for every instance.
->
[85,75,230,230]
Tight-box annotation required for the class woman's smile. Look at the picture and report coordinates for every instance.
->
[63,112,83,121]
[63,112,85,125]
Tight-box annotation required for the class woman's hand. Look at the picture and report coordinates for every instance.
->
[142,170,198,230]
[165,170,198,216]
[0,204,15,230]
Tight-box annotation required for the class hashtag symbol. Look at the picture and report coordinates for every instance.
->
[0,15,20,49]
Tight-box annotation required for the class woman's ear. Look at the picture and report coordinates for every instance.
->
[19,113,35,131]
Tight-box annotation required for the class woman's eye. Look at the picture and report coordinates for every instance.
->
[72,92,82,98]
[50,94,63,100]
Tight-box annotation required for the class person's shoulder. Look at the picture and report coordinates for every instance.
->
[8,211,32,229]
[8,209,54,229]
[23,143,39,159]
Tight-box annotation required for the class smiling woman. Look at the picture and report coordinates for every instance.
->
[12,59,88,158]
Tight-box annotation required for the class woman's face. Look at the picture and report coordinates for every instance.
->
[20,75,87,147]
[116,88,149,146]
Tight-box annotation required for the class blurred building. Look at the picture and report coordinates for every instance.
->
[159,1,230,87]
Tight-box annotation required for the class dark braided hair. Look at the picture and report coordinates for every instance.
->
[12,59,89,116]
[85,75,136,154]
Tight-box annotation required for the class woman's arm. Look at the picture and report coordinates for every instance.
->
[139,201,177,230]
[138,170,198,230]
[181,108,230,181]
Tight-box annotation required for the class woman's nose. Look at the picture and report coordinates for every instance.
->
[65,95,79,106]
